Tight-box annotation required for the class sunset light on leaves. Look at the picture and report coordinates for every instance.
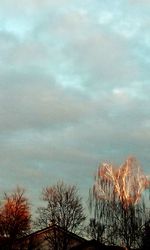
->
[94,156,150,209]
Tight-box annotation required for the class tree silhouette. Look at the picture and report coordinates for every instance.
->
[0,187,31,249]
[141,219,150,249]
[35,181,86,250]
[88,157,150,249]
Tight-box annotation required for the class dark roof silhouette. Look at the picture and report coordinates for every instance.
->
[17,224,86,243]
[14,224,87,249]
[70,239,125,250]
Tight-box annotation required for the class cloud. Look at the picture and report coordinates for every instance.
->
[0,0,69,13]
[130,0,150,4]
[0,0,150,212]
[68,33,139,87]
[0,74,93,132]
[27,6,140,92]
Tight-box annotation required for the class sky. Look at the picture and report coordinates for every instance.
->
[0,0,150,211]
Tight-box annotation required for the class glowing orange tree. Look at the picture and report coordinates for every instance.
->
[0,187,31,249]
[93,156,149,209]
[89,156,150,249]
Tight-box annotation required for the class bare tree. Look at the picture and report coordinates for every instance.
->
[35,181,86,250]
[88,157,150,249]
[88,191,115,245]
[88,192,149,249]
[111,200,148,249]
[141,218,150,249]
[0,187,31,249]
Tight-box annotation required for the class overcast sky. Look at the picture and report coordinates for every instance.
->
[0,0,150,210]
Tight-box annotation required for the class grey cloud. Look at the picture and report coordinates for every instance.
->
[129,0,150,4]
[69,34,138,84]
[0,1,142,91]
[0,76,92,132]
[0,0,69,14]
[0,0,149,212]
[31,7,139,87]
[0,31,19,65]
